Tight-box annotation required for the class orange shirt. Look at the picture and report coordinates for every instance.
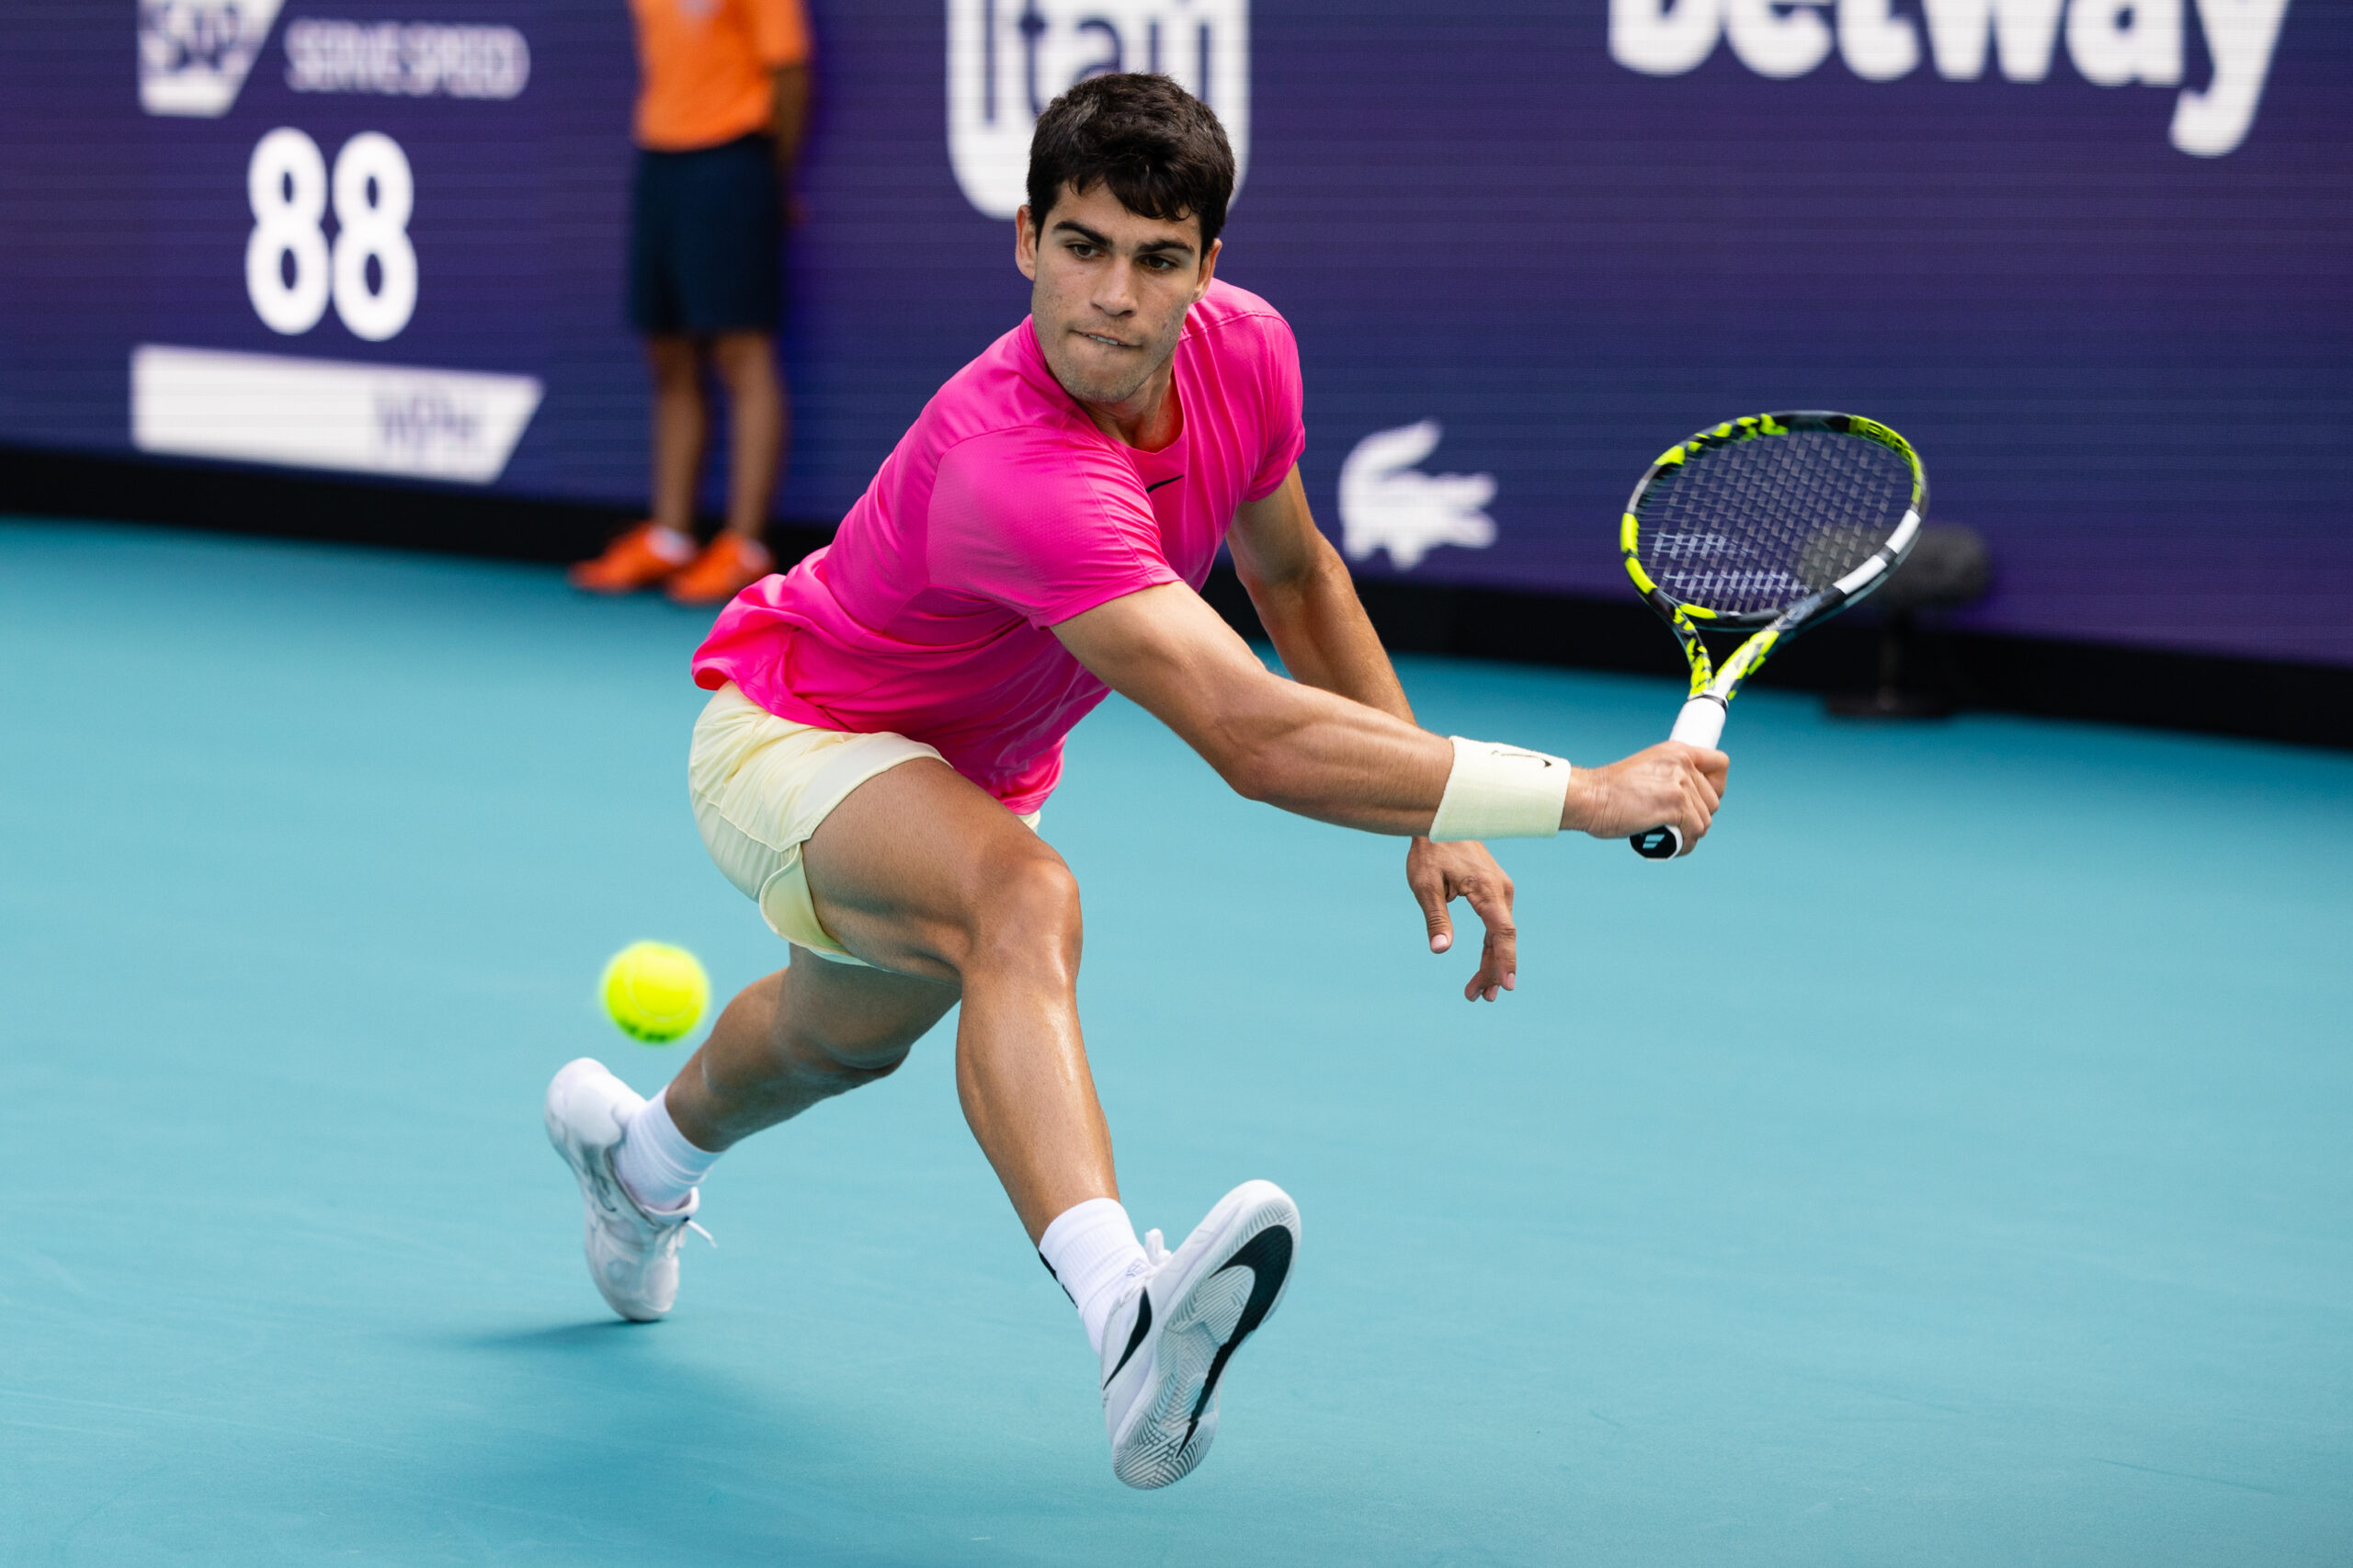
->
[631,0,811,152]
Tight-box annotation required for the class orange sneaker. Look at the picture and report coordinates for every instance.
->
[666,532,776,605]
[569,523,696,594]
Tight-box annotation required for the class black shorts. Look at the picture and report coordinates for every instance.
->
[628,134,783,336]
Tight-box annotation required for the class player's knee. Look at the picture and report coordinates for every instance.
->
[966,848,1083,977]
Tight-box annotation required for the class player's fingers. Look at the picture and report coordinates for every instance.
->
[1665,744,1723,812]
[1461,881,1518,1001]
[1462,937,1509,1002]
[1480,932,1517,1002]
[1677,774,1716,854]
[1464,941,1509,1002]
[1411,869,1455,953]
[1663,743,1730,801]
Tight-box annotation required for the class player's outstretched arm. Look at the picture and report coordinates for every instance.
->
[1052,583,1726,844]
[1057,581,1449,833]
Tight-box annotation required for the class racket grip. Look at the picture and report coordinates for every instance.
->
[1629,698,1726,859]
[1668,696,1727,749]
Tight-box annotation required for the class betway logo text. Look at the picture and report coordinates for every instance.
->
[1610,0,2290,156]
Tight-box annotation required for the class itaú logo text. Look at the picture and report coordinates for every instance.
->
[947,0,1250,221]
[1609,0,2290,156]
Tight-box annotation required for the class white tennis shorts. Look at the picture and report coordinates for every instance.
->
[688,682,1038,967]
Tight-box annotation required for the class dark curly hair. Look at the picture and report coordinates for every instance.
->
[1026,74,1235,250]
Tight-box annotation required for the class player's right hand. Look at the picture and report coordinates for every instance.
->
[1563,742,1729,852]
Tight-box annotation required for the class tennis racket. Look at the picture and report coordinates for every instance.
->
[1620,412,1927,859]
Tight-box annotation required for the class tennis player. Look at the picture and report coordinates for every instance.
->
[547,73,1727,1489]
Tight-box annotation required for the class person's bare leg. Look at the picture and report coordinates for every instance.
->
[667,756,1117,1240]
[709,331,785,542]
[801,760,1119,1240]
[665,954,957,1152]
[943,859,1111,1238]
[638,757,1287,1490]
[646,335,706,536]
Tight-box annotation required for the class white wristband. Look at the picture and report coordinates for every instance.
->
[1427,736,1571,842]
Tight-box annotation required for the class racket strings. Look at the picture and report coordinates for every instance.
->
[1638,430,1915,617]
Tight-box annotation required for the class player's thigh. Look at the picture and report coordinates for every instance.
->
[801,756,1075,984]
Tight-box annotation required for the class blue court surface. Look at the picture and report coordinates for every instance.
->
[5,518,2350,1567]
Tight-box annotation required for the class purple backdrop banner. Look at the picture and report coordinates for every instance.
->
[6,1,2349,662]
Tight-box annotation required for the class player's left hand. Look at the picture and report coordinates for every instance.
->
[1405,837,1517,1003]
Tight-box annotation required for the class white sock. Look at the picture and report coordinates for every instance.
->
[1038,1199,1149,1357]
[612,1087,720,1214]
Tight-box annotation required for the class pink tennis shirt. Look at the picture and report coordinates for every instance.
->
[692,279,1306,814]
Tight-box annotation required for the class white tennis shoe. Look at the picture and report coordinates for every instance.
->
[1098,1179,1301,1490]
[544,1057,710,1323]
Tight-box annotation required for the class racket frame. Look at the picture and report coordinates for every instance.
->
[1619,411,1927,858]
[1622,410,1927,709]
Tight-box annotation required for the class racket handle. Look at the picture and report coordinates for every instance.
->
[1667,696,1727,749]
[1629,697,1726,859]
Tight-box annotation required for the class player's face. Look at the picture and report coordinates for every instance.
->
[1016,182,1221,413]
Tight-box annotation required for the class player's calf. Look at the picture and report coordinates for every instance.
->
[667,961,953,1150]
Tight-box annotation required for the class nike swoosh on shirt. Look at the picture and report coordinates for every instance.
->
[1144,474,1185,494]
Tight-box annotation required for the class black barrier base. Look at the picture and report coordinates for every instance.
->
[6,443,2347,751]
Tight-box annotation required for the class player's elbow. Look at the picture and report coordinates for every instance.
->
[1237,535,1348,626]
[1192,710,1288,806]
[1214,722,1321,810]
[1219,744,1282,806]
[1161,668,1294,805]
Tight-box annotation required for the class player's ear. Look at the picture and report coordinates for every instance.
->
[1192,235,1222,301]
[1015,206,1039,281]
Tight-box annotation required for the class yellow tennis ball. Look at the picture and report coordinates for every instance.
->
[599,941,710,1045]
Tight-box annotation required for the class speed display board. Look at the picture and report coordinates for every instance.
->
[4,1,2348,664]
